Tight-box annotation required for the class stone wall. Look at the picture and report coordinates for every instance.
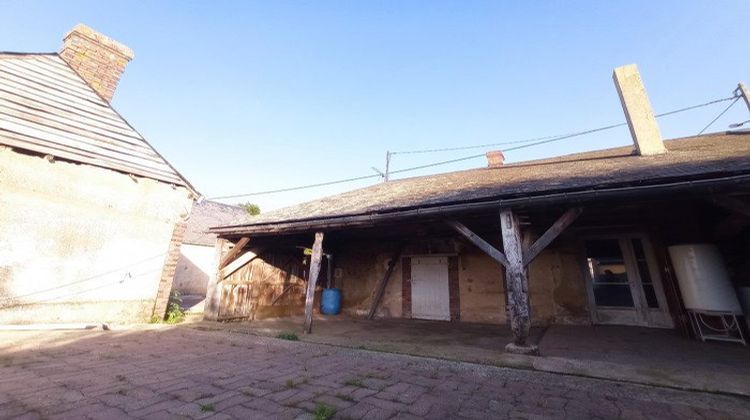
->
[0,147,193,324]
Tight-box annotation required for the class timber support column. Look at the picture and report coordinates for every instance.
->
[499,209,538,355]
[204,237,228,321]
[303,232,325,334]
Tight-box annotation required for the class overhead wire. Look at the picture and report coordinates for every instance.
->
[697,96,741,135]
[209,95,738,200]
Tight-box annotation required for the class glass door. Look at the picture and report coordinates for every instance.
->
[583,236,673,328]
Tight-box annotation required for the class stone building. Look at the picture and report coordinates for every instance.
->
[206,66,750,351]
[0,24,198,324]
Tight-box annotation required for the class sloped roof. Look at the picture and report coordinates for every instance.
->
[0,53,196,193]
[213,131,750,234]
[184,200,250,246]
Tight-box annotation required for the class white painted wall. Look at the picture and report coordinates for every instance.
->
[0,147,193,323]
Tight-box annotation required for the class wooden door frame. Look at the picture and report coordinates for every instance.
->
[579,232,673,328]
[402,254,460,321]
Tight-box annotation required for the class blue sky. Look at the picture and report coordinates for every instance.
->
[2,1,749,211]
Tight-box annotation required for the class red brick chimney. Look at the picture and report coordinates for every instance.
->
[59,24,134,102]
[486,150,505,168]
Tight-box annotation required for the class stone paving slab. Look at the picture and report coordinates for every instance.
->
[0,326,749,419]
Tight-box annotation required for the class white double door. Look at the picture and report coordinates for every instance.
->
[411,256,450,321]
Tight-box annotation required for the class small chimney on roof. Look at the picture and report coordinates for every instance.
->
[59,24,134,102]
[613,64,666,156]
[486,150,505,168]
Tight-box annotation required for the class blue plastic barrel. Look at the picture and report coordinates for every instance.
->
[320,288,342,315]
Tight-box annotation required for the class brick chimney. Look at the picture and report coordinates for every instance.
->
[59,24,134,102]
[486,150,505,168]
[612,64,666,156]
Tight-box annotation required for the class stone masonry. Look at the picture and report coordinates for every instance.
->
[0,326,748,419]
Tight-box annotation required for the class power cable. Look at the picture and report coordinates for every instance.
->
[697,96,741,135]
[209,95,737,200]
[392,96,736,155]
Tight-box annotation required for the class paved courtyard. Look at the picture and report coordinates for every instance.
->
[1,326,749,419]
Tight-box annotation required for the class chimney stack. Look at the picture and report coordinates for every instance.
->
[613,64,666,156]
[60,24,134,102]
[486,150,505,168]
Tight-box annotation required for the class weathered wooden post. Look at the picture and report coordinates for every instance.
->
[499,209,537,355]
[303,232,325,334]
[204,237,228,321]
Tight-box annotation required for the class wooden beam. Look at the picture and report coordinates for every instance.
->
[219,237,250,269]
[204,238,228,321]
[367,244,405,320]
[713,196,750,218]
[522,207,583,266]
[303,232,325,334]
[219,248,263,279]
[447,220,509,268]
[499,209,536,354]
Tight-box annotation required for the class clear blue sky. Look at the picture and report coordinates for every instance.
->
[2,1,749,211]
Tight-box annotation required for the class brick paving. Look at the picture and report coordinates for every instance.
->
[0,326,749,419]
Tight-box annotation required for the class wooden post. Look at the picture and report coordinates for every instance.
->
[303,232,325,334]
[367,245,405,320]
[499,209,537,355]
[204,237,227,321]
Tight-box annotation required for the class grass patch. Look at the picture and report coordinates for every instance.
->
[199,403,215,412]
[335,393,354,402]
[343,378,364,388]
[284,379,297,389]
[313,403,336,420]
[276,332,299,341]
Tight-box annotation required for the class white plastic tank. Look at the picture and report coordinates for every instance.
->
[667,244,742,313]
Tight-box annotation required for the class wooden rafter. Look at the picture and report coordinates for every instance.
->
[522,207,583,266]
[446,220,509,268]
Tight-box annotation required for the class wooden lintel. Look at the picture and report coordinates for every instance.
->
[219,237,250,269]
[303,232,325,334]
[446,220,509,268]
[219,248,263,279]
[367,244,405,320]
[522,207,583,267]
[713,196,750,218]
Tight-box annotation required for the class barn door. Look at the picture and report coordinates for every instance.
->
[411,256,450,321]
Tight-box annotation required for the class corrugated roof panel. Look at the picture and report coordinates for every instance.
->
[0,53,194,191]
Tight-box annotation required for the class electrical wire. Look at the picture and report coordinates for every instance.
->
[393,96,737,155]
[209,95,738,200]
[211,173,382,199]
[697,96,741,135]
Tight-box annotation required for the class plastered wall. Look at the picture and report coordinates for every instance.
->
[334,237,590,325]
[0,147,193,323]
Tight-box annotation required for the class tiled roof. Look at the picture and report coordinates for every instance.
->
[214,131,750,233]
[0,53,195,193]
